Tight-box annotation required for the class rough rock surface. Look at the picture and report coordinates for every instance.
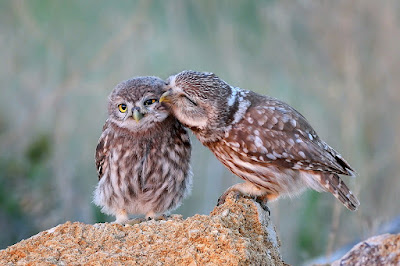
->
[0,193,287,265]
[332,233,400,266]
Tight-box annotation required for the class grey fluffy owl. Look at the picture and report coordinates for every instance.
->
[160,70,360,211]
[93,76,192,224]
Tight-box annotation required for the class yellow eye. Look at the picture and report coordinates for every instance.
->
[118,104,127,113]
[144,99,157,106]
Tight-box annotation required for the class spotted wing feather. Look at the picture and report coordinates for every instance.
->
[225,93,355,176]
[95,121,111,180]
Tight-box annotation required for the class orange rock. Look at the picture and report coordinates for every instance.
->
[333,233,400,266]
[0,193,287,265]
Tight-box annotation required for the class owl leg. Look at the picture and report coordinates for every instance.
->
[217,181,267,206]
[114,209,129,224]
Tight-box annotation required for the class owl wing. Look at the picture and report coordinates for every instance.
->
[224,96,355,176]
[95,122,111,180]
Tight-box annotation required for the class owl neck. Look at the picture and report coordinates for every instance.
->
[108,117,175,140]
[189,126,225,144]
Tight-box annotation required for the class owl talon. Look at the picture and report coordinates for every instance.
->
[155,214,168,221]
[216,195,225,206]
[217,189,244,206]
[146,214,168,221]
[255,198,271,215]
[234,191,243,202]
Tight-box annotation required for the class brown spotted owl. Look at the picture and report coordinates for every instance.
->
[93,76,192,223]
[160,70,359,211]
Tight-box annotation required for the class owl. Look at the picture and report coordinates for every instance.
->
[93,76,192,224]
[160,70,360,211]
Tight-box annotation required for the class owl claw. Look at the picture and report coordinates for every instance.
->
[255,198,271,215]
[217,190,244,206]
[146,214,169,221]
[154,214,169,221]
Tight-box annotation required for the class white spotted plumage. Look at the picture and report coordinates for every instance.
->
[161,70,360,211]
[93,76,192,223]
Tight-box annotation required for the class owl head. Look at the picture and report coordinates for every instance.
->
[160,70,234,132]
[108,76,170,133]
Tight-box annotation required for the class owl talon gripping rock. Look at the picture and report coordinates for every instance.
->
[160,70,360,211]
[93,76,192,224]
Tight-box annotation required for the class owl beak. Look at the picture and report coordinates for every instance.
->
[159,90,172,103]
[133,108,144,122]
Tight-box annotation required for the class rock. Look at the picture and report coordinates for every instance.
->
[332,233,400,266]
[0,193,287,265]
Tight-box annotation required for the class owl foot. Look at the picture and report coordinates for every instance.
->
[217,189,247,206]
[113,209,129,224]
[217,190,237,206]
[147,214,169,221]
[217,188,271,215]
[217,182,265,206]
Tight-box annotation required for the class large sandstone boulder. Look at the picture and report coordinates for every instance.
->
[0,193,286,265]
[332,233,400,266]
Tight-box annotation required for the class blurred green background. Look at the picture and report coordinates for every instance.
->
[1,0,399,264]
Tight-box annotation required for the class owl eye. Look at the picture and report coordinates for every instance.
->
[182,95,197,106]
[118,104,127,113]
[144,99,157,106]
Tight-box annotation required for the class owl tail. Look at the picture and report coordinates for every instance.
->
[321,173,360,211]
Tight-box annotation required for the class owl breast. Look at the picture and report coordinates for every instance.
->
[94,122,192,216]
[206,140,313,200]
